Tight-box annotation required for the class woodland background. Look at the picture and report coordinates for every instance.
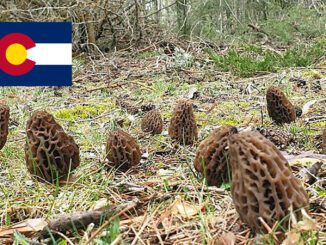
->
[1,0,325,52]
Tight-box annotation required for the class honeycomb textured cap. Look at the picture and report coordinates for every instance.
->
[168,99,198,145]
[194,125,237,186]
[141,110,163,135]
[106,129,141,171]
[266,86,296,124]
[0,103,10,150]
[322,127,326,154]
[25,111,80,184]
[229,131,308,233]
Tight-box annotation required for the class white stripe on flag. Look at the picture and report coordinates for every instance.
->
[27,44,72,65]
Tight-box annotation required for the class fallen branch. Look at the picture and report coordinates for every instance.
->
[86,202,137,244]
[38,202,136,239]
[282,150,326,162]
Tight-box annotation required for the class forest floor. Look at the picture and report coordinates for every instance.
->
[0,41,325,244]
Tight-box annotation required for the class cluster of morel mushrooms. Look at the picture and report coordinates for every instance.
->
[0,86,325,234]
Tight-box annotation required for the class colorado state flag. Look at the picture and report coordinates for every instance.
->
[0,22,72,86]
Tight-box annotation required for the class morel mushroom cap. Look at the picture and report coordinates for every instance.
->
[194,125,237,186]
[322,127,326,154]
[141,109,163,135]
[168,99,198,145]
[25,111,80,184]
[266,86,296,124]
[0,103,9,150]
[229,131,308,233]
[106,129,141,171]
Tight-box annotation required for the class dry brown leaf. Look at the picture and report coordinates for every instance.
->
[215,232,236,245]
[187,87,198,99]
[282,232,302,245]
[243,115,260,125]
[282,150,326,164]
[301,100,317,115]
[0,218,47,236]
[292,209,317,231]
[170,196,203,219]
[282,208,317,245]
[290,157,325,167]
[120,215,146,225]
[92,198,108,210]
[208,216,227,228]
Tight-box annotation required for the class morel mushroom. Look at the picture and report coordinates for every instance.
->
[266,86,296,124]
[25,111,80,184]
[106,129,141,171]
[168,99,198,145]
[194,125,237,186]
[229,131,308,233]
[141,110,163,135]
[322,127,326,154]
[0,103,9,150]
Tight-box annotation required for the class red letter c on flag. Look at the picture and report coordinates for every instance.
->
[0,33,36,76]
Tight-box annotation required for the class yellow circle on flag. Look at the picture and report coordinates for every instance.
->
[6,43,27,65]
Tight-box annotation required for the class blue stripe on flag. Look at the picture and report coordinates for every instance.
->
[0,22,72,43]
[0,65,72,86]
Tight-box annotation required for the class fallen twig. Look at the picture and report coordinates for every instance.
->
[38,202,136,239]
[86,202,137,244]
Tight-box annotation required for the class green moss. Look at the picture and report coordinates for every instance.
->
[55,104,107,120]
[157,161,165,168]
[303,69,323,79]
[219,101,236,110]
[78,138,93,150]
[152,134,166,142]
[218,101,251,113]
[237,101,251,109]
[197,110,240,127]
[162,111,172,118]
[317,188,326,197]
[148,135,168,150]
[302,128,318,136]
[215,117,239,126]
[145,170,153,176]
[312,121,326,127]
